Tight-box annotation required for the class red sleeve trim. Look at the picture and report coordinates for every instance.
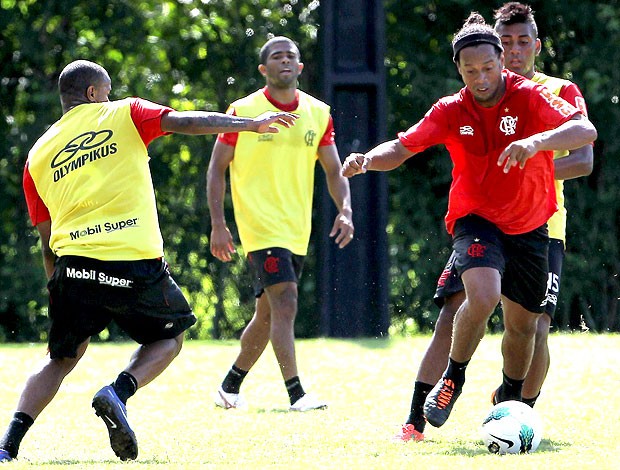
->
[215,107,333,147]
[216,108,239,147]
[129,97,175,146]
[23,162,51,226]
[558,83,588,117]
[319,115,335,146]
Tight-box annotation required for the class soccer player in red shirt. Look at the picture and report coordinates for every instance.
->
[342,12,596,429]
[395,3,595,442]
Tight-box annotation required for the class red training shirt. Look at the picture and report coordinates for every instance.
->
[398,70,580,235]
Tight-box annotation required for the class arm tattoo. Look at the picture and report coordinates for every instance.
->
[203,114,250,129]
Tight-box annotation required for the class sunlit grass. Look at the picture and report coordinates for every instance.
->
[0,333,618,468]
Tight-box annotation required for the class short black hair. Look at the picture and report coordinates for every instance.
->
[452,12,503,62]
[494,2,538,37]
[259,36,300,65]
[58,60,108,99]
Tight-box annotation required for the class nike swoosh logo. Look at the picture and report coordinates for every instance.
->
[219,391,235,409]
[103,415,118,429]
[488,433,514,448]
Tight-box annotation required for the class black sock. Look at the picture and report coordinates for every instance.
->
[221,365,248,394]
[0,412,34,459]
[444,357,470,389]
[112,371,138,405]
[501,370,524,401]
[522,392,539,408]
[406,381,434,431]
[285,376,305,405]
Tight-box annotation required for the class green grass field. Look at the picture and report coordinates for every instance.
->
[0,333,618,468]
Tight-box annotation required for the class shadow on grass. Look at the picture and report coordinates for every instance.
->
[336,337,394,350]
[255,407,330,414]
[256,407,289,414]
[33,457,168,466]
[412,437,569,457]
[537,438,571,452]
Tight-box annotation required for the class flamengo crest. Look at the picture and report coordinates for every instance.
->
[499,116,518,136]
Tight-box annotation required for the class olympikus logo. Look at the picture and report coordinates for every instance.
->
[70,218,139,240]
[51,130,118,182]
[66,267,133,288]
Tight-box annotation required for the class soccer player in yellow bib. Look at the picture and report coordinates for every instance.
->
[395,3,594,442]
[0,60,297,463]
[208,36,354,411]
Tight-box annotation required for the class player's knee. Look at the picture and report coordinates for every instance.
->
[465,292,500,318]
[505,313,538,338]
[268,285,298,318]
[157,334,184,362]
[50,355,82,377]
[437,292,466,327]
[534,317,551,344]
[172,333,184,357]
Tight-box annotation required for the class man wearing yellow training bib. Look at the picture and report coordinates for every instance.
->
[208,36,354,412]
[0,59,297,463]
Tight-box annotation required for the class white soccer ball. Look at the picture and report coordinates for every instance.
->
[481,400,542,454]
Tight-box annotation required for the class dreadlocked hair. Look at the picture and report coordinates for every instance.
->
[452,12,503,62]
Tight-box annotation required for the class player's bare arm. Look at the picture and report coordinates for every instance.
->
[318,145,354,248]
[35,220,55,280]
[553,144,593,180]
[207,141,236,262]
[497,114,597,173]
[341,139,413,177]
[161,110,298,135]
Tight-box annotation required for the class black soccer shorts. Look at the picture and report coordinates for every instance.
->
[246,247,304,298]
[47,255,196,358]
[451,215,549,314]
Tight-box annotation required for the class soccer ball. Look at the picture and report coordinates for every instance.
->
[481,400,542,454]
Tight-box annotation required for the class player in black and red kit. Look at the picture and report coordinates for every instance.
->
[395,3,594,442]
[342,12,596,430]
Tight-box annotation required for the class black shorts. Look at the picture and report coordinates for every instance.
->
[47,256,196,359]
[247,247,304,297]
[447,215,549,314]
[434,250,463,308]
[434,236,563,318]
[541,238,565,318]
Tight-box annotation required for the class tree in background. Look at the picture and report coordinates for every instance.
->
[1,0,619,341]
[0,0,321,341]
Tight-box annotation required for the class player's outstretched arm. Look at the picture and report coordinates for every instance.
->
[161,110,298,135]
[497,114,597,174]
[342,139,413,178]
